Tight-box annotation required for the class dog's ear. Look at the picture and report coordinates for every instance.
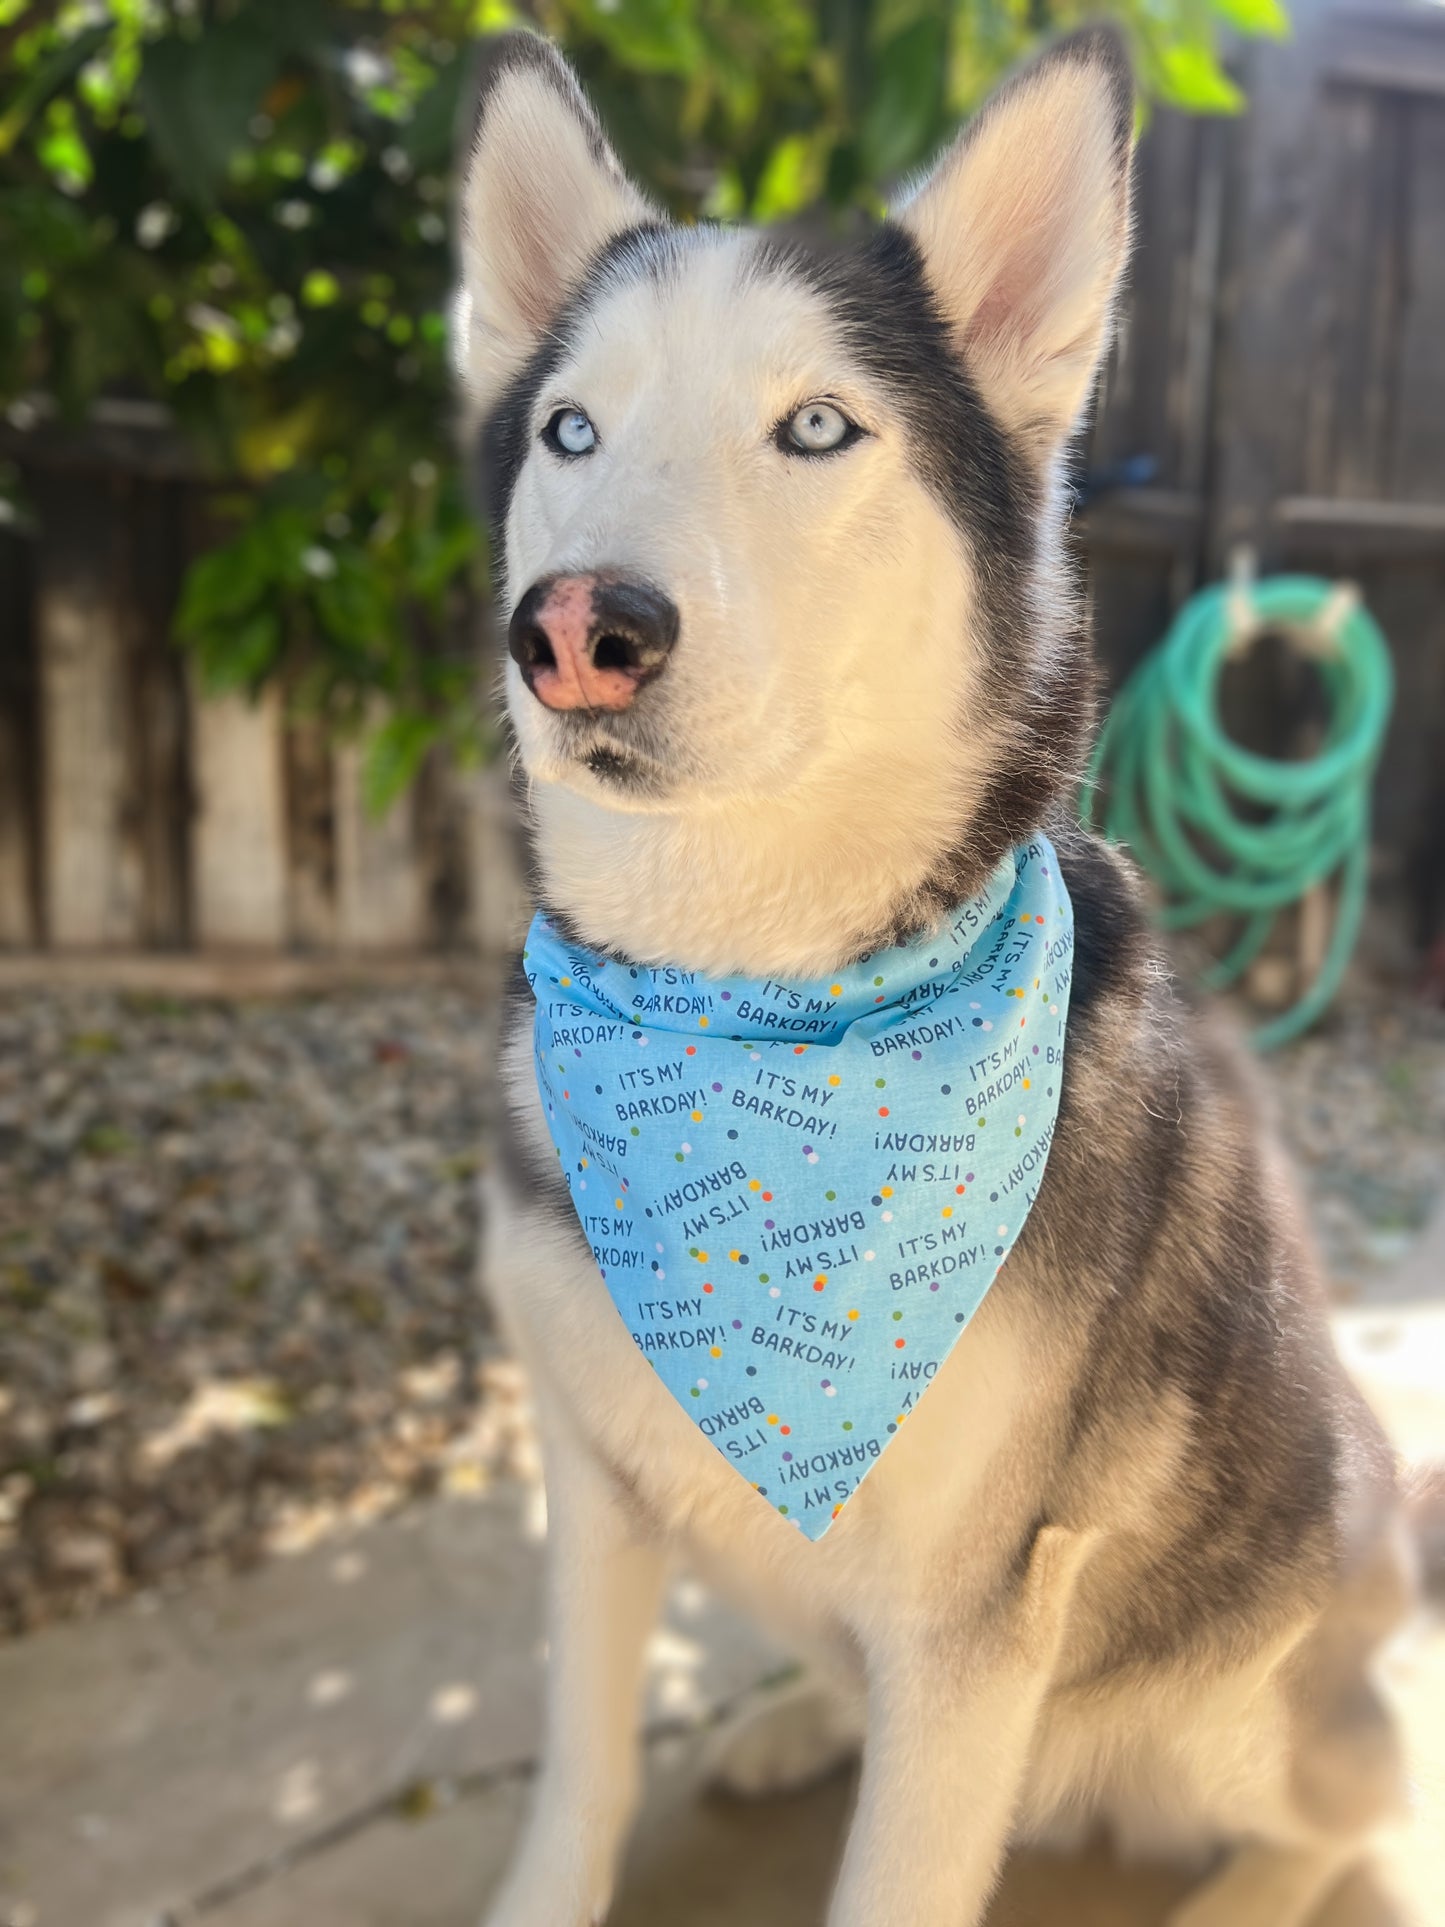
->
[893,27,1133,460]
[456,33,656,407]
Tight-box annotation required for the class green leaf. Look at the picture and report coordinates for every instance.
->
[863,15,948,182]
[1211,0,1291,37]
[137,18,283,205]
[1156,43,1246,114]
[0,21,109,157]
[176,534,270,634]
[400,53,468,172]
[362,711,439,816]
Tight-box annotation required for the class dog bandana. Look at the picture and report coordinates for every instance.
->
[523,836,1073,1540]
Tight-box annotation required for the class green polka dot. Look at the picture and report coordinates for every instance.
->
[825,1189,836,1201]
[674,1152,684,1163]
[873,976,884,986]
[874,1077,886,1088]
[758,1272,770,1283]
[892,1310,903,1321]
[842,1421,853,1431]
[778,1504,789,1515]
[689,1386,700,1397]
[630,1127,639,1137]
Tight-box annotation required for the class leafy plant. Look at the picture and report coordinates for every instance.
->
[0,0,1287,808]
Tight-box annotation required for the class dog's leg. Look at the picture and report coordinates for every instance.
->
[827,1525,1097,1927]
[482,1445,666,1927]
[1165,1841,1361,1927]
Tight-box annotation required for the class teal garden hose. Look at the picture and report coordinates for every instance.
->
[1081,575,1394,1050]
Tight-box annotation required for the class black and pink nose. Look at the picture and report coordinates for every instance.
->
[508,573,679,712]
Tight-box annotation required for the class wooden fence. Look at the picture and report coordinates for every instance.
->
[2,0,1443,958]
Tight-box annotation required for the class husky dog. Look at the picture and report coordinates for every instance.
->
[460,27,1412,1927]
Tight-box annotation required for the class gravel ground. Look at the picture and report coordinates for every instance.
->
[1,975,1442,1639]
[0,985,538,1639]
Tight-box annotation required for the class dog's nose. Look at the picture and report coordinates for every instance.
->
[508,573,679,712]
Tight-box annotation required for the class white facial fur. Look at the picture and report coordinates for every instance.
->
[458,37,1131,977]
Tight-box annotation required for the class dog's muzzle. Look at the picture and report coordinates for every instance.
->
[509,572,679,713]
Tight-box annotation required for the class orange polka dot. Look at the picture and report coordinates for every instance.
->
[703,1283,713,1294]
[780,1425,791,1436]
[685,1045,696,1055]
[878,1105,889,1117]
[894,1338,906,1349]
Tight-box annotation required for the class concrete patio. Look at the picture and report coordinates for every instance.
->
[3,1277,1443,1927]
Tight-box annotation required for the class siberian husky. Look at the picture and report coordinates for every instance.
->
[458,27,1413,1927]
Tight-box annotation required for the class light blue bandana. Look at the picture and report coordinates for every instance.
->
[523,836,1073,1539]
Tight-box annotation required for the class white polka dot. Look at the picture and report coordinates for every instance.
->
[997,1224,1008,1236]
[881,1211,893,1223]
[824,1385,837,1397]
[681,1142,692,1153]
[696,1377,708,1390]
[863,1249,875,1261]
[769,1287,781,1298]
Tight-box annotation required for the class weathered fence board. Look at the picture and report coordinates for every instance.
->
[189,681,290,949]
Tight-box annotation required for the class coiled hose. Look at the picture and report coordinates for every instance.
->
[1082,574,1394,1050]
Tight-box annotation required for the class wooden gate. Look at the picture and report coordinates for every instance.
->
[2,0,1443,957]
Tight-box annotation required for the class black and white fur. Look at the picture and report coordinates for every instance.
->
[460,29,1412,1927]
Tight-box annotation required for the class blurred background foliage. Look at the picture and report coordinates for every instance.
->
[0,0,1288,808]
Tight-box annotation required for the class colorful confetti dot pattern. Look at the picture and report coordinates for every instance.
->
[522,838,1073,1540]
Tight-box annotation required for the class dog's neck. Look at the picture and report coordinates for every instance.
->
[527,752,1004,980]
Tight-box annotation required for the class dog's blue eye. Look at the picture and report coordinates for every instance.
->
[545,408,597,457]
[781,402,857,457]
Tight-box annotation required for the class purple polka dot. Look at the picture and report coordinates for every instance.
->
[929,1281,940,1291]
[782,1451,793,1462]
[732,1319,742,1329]
[802,1144,813,1156]
[720,990,732,1000]
[821,1378,831,1389]
[711,1081,722,1092]
[911,1049,922,1060]
[765,1218,775,1229]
